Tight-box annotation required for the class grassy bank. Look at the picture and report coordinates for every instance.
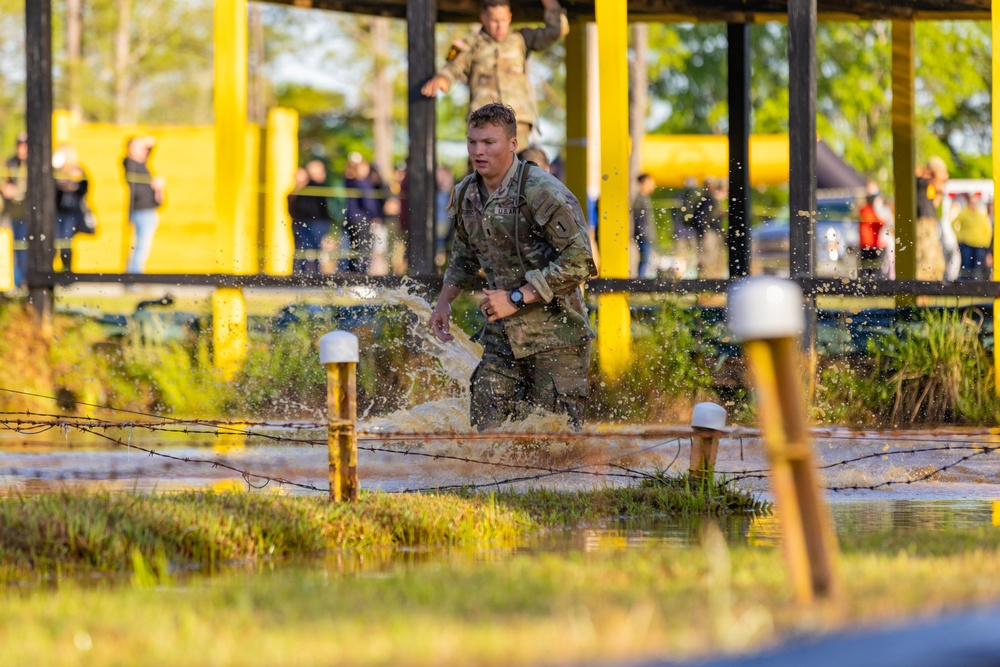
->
[486,473,770,524]
[0,478,767,577]
[0,491,530,578]
[3,525,1000,665]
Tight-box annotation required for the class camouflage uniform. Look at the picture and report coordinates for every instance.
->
[437,7,568,148]
[444,159,596,430]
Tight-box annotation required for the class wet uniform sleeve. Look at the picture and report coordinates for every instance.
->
[522,186,596,303]
[520,7,569,53]
[438,41,475,88]
[442,186,481,289]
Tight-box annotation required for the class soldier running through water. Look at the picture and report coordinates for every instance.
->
[420,0,568,149]
[429,103,596,430]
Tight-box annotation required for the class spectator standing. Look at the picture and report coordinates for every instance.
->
[289,161,333,274]
[915,156,950,281]
[691,178,727,279]
[857,182,888,280]
[343,154,381,274]
[632,173,656,278]
[123,136,164,274]
[2,133,28,286]
[288,167,314,274]
[951,193,992,280]
[421,0,569,149]
[434,165,455,267]
[53,144,91,272]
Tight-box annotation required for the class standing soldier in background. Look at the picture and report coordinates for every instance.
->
[421,0,569,149]
[632,173,656,279]
[2,134,28,287]
[429,103,596,430]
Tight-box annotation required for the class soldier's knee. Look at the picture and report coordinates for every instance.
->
[540,374,589,429]
[470,364,521,431]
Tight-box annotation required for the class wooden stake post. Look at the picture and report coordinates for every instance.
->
[728,277,839,605]
[320,331,359,502]
[689,402,726,481]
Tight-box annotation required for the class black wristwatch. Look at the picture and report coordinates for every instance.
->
[509,288,528,310]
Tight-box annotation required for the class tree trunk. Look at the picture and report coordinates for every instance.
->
[66,0,83,117]
[370,17,393,179]
[629,23,648,201]
[248,3,267,125]
[114,0,132,124]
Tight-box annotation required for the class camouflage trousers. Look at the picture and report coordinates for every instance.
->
[470,324,590,431]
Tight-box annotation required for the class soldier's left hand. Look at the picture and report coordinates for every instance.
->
[479,289,517,323]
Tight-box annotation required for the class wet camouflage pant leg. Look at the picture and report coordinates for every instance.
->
[470,327,590,430]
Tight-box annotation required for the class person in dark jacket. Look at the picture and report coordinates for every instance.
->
[342,154,382,274]
[288,160,333,274]
[2,133,28,286]
[53,144,90,272]
[123,136,164,273]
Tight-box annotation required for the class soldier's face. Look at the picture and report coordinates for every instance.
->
[481,5,513,41]
[468,123,516,182]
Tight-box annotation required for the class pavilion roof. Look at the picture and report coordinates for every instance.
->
[269,0,989,22]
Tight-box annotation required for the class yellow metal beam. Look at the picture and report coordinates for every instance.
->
[595,0,631,378]
[891,20,916,283]
[213,287,247,381]
[263,108,299,275]
[214,0,250,376]
[993,0,1000,395]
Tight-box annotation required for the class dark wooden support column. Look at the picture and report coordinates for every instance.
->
[788,0,816,279]
[788,0,817,352]
[727,21,751,279]
[25,0,55,331]
[406,0,437,276]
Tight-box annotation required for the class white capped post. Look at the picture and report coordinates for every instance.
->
[728,276,839,605]
[320,331,360,502]
[689,402,726,480]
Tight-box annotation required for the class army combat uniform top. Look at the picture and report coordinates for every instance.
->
[444,158,596,429]
[437,7,568,141]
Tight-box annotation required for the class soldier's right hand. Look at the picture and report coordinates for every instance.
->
[421,75,451,97]
[429,302,454,342]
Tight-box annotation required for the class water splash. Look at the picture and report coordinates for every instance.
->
[380,285,482,391]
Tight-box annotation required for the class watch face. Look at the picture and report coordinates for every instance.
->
[510,289,523,305]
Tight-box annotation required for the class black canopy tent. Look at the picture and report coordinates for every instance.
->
[816,140,867,194]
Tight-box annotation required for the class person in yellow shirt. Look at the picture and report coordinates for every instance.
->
[951,193,992,280]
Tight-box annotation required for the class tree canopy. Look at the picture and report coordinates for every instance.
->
[0,2,990,187]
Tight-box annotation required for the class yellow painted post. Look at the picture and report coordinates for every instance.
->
[212,287,247,381]
[891,20,917,283]
[689,402,726,481]
[52,109,74,146]
[320,331,360,502]
[214,0,250,375]
[564,19,588,209]
[0,226,12,292]
[264,108,298,275]
[728,277,839,605]
[595,0,631,378]
[993,0,1000,395]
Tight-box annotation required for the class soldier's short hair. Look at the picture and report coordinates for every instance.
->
[482,0,511,9]
[469,103,517,140]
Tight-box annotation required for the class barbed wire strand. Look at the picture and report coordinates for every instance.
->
[400,437,684,492]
